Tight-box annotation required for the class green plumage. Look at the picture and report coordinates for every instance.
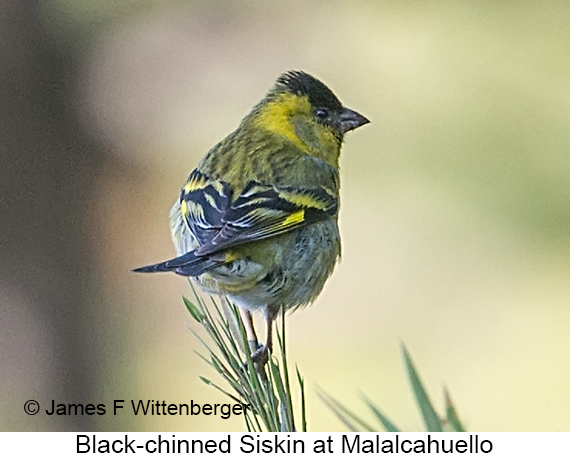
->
[134,71,369,361]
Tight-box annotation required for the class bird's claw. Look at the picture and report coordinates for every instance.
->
[251,344,269,367]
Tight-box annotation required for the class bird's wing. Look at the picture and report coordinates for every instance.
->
[180,170,338,257]
[179,169,232,246]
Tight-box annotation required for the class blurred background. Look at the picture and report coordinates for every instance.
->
[2,0,570,432]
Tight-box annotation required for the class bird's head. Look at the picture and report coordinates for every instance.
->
[251,71,369,167]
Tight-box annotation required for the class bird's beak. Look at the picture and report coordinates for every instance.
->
[339,107,370,134]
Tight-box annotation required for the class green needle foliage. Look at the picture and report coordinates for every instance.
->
[182,280,463,433]
[182,282,306,432]
[319,344,466,432]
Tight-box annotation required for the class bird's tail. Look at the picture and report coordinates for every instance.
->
[132,250,223,277]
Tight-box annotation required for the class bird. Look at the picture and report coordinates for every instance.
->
[134,70,369,365]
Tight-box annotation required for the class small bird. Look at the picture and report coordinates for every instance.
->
[134,71,369,364]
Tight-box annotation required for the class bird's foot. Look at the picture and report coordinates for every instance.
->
[250,344,269,367]
[247,339,261,354]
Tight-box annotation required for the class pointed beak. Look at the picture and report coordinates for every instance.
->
[339,107,370,134]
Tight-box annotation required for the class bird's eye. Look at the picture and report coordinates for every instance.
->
[315,108,329,121]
